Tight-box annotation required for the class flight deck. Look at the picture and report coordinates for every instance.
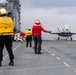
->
[0,40,76,75]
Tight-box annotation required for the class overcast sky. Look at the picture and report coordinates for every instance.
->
[20,0,76,39]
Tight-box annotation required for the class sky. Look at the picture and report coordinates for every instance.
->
[20,0,76,40]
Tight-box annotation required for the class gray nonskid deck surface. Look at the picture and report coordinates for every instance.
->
[0,40,76,75]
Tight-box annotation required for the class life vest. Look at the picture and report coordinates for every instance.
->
[25,30,32,37]
[0,16,14,36]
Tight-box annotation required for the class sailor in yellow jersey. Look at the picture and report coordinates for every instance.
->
[0,8,14,66]
[25,28,32,47]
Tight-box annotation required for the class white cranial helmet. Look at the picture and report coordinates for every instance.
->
[0,8,8,15]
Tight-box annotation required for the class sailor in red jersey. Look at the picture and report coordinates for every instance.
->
[32,19,52,54]
[20,31,25,43]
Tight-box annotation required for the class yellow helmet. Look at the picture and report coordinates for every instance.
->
[35,19,40,24]
[0,8,8,15]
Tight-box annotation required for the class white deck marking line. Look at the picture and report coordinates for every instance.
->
[3,44,21,60]
[63,62,70,67]
[48,51,51,53]
[56,57,60,60]
[51,54,55,56]
[43,47,51,53]
[42,47,76,73]
[46,49,51,53]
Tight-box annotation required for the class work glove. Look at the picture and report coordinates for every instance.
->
[48,31,52,34]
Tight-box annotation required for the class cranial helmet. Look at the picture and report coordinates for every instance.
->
[0,8,8,15]
[27,28,31,30]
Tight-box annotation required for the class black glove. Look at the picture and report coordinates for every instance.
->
[48,31,52,34]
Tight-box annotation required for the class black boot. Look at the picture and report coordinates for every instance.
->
[38,49,42,54]
[9,60,14,66]
[35,51,37,54]
[0,62,2,66]
[35,49,37,54]
[38,51,42,54]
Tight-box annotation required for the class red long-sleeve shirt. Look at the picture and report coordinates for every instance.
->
[32,24,49,36]
[20,32,24,37]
